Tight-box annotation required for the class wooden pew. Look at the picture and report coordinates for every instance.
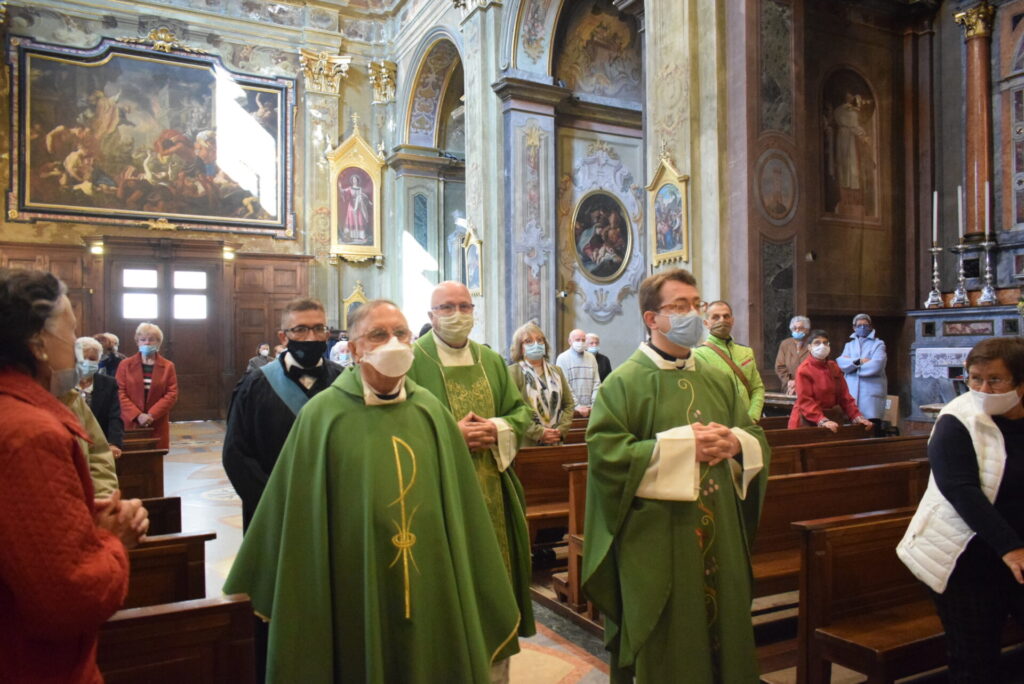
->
[765,423,870,448]
[124,426,156,440]
[758,415,790,430]
[752,461,928,598]
[570,417,588,431]
[116,448,167,499]
[767,434,929,476]
[123,436,159,451]
[515,443,588,546]
[125,531,216,609]
[141,496,182,536]
[98,594,255,684]
[551,461,588,613]
[564,427,587,444]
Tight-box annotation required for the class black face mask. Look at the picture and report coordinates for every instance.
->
[287,339,327,368]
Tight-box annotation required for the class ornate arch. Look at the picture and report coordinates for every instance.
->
[503,0,565,77]
[403,35,462,148]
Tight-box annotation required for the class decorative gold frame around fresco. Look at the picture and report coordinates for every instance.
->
[646,154,690,265]
[329,115,385,262]
[462,223,483,296]
[570,189,633,284]
[341,280,369,330]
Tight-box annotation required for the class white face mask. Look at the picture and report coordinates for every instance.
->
[361,336,414,378]
[259,348,270,357]
[433,311,474,346]
[571,340,585,353]
[810,342,830,360]
[970,388,1022,416]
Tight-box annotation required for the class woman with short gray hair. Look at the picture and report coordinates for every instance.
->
[507,322,575,445]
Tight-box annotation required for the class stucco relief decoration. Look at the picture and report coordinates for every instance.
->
[915,348,971,380]
[299,49,352,96]
[518,0,550,64]
[554,0,642,105]
[407,40,459,148]
[759,0,793,135]
[228,44,298,77]
[754,149,798,226]
[514,121,552,321]
[822,68,878,221]
[369,60,397,104]
[558,140,644,323]
[6,8,103,48]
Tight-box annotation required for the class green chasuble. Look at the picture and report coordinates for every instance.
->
[582,346,771,683]
[408,331,536,637]
[223,369,522,683]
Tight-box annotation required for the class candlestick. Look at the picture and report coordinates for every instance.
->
[978,240,997,306]
[924,246,945,309]
[932,190,939,244]
[957,185,964,240]
[984,180,990,239]
[949,243,970,307]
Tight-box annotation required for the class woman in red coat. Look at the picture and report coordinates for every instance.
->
[788,329,874,432]
[0,268,148,683]
[116,322,178,449]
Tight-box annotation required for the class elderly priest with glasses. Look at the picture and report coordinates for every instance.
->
[224,299,522,684]
[407,281,536,682]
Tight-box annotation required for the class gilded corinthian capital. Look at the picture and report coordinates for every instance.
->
[299,49,352,95]
[955,1,995,40]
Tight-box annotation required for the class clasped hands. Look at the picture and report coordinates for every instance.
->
[136,412,154,427]
[94,489,149,549]
[693,421,741,467]
[458,412,498,451]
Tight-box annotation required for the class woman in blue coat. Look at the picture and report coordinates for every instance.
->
[837,313,887,421]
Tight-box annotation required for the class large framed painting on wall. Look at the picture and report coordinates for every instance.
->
[7,33,296,234]
[329,116,385,262]
[646,153,689,266]
[571,190,632,282]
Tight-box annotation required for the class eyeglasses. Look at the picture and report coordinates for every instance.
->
[657,300,707,316]
[283,324,330,336]
[358,327,412,344]
[432,303,475,315]
[966,375,1014,391]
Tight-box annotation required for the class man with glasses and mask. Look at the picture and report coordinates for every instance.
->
[582,268,770,683]
[407,281,536,680]
[225,300,522,684]
[223,298,344,682]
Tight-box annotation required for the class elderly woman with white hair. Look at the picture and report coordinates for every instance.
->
[115,322,178,449]
[75,336,124,456]
[775,314,811,395]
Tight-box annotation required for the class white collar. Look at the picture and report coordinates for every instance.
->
[434,333,474,367]
[362,376,407,405]
[638,342,695,371]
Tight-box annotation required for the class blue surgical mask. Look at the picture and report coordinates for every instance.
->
[338,353,352,366]
[661,311,704,349]
[138,344,157,356]
[854,325,871,338]
[524,342,546,361]
[792,330,806,340]
[587,346,599,354]
[76,359,99,380]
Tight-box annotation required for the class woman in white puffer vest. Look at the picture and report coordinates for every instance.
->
[897,336,1024,682]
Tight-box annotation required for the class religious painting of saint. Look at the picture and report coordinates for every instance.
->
[822,68,878,220]
[755,150,797,225]
[646,155,689,266]
[11,37,295,234]
[572,191,632,282]
[337,167,373,246]
[328,115,384,261]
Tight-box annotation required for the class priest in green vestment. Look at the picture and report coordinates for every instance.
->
[407,282,536,658]
[224,300,522,684]
[582,269,771,684]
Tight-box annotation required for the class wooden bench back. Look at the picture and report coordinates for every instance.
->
[758,415,790,430]
[563,462,588,536]
[125,426,157,440]
[123,437,159,452]
[801,435,927,471]
[141,496,182,536]
[116,448,168,500]
[125,531,216,609]
[565,428,587,444]
[765,423,868,447]
[98,594,255,684]
[794,508,920,626]
[755,463,927,556]
[570,417,589,431]
[515,443,588,507]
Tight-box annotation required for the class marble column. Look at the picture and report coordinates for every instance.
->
[955,1,996,240]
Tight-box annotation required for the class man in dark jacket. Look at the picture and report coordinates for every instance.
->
[95,332,126,378]
[586,332,613,381]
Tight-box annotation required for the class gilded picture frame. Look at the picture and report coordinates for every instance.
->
[570,189,633,283]
[8,34,296,235]
[329,116,385,261]
[646,154,690,265]
[342,280,369,330]
[462,223,483,295]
